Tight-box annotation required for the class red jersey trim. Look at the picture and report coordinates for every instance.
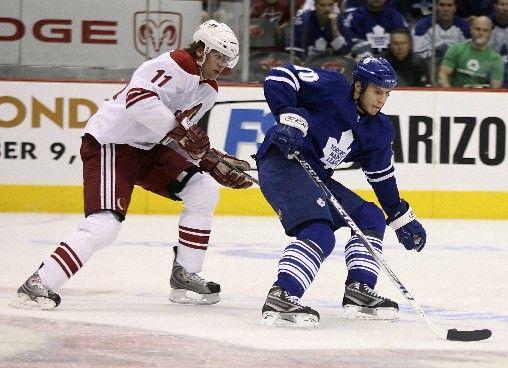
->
[169,50,200,76]
[200,79,219,92]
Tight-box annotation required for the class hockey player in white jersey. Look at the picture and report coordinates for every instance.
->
[13,20,252,309]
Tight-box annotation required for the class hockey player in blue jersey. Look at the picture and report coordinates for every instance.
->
[257,56,427,327]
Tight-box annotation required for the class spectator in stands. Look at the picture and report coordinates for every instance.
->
[382,28,431,86]
[413,0,471,61]
[346,0,408,60]
[342,1,431,25]
[341,0,365,14]
[201,1,240,31]
[298,0,341,14]
[249,1,305,82]
[438,16,504,88]
[291,0,352,59]
[393,1,433,26]
[456,0,494,18]
[490,0,508,87]
[250,0,305,49]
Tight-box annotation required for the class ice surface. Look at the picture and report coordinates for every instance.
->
[0,214,507,367]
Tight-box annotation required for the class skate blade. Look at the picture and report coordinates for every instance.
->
[168,289,220,305]
[260,311,319,328]
[10,293,57,310]
[342,305,398,321]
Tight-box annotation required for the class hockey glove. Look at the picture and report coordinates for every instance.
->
[272,108,309,158]
[168,121,210,160]
[387,199,427,252]
[200,148,253,189]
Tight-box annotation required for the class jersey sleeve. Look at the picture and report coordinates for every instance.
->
[263,64,303,118]
[358,117,402,217]
[441,43,461,69]
[490,52,505,82]
[412,17,432,59]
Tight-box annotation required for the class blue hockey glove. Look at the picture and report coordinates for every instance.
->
[272,124,304,158]
[387,199,427,252]
[271,108,309,158]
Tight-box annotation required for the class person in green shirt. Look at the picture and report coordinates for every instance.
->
[438,16,504,88]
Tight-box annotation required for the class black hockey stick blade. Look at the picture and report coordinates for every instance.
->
[446,328,492,341]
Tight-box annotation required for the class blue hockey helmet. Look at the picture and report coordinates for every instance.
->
[352,56,397,90]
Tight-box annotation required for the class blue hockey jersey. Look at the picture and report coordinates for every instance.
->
[257,64,402,216]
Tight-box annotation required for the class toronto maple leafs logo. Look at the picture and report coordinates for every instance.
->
[320,130,354,170]
[366,25,390,53]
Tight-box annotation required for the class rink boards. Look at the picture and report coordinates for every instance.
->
[0,80,507,219]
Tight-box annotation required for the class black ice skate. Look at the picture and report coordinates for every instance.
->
[168,260,220,305]
[260,286,319,327]
[12,271,61,310]
[342,281,398,320]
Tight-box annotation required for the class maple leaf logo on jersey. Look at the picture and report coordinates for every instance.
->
[134,11,182,58]
[366,25,390,53]
[320,130,354,170]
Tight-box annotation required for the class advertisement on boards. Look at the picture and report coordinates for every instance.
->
[1,81,507,191]
[0,0,201,68]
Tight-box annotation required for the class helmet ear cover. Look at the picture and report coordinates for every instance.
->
[193,20,239,68]
[352,56,397,91]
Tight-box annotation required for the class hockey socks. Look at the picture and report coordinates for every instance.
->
[344,233,383,288]
[275,239,325,298]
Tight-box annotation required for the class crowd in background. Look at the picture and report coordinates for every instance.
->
[203,0,508,88]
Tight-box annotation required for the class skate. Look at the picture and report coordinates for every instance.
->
[260,286,319,327]
[168,260,220,305]
[12,271,61,310]
[342,281,398,320]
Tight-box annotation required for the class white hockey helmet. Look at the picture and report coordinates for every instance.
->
[193,20,239,68]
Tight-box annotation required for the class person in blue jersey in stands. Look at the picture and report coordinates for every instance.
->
[256,56,427,327]
[346,0,408,60]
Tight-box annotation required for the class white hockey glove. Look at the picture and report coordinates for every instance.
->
[200,148,253,189]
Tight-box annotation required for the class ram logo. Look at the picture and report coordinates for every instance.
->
[133,11,181,58]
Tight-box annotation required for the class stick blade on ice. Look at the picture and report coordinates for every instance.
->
[446,328,492,342]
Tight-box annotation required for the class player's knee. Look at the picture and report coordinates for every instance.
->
[79,211,121,250]
[294,220,335,258]
[179,173,219,215]
[353,202,386,235]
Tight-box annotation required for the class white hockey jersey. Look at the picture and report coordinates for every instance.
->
[84,50,218,150]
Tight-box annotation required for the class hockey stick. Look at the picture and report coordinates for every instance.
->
[206,149,260,185]
[294,153,492,342]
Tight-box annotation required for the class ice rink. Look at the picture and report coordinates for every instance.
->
[0,213,507,367]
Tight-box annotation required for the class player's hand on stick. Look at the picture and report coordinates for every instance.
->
[272,108,309,158]
[168,119,210,160]
[200,148,253,189]
[387,199,427,252]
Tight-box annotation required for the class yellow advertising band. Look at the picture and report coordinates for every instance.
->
[0,185,506,219]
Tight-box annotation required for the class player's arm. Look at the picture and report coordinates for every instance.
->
[263,65,312,158]
[361,139,426,252]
